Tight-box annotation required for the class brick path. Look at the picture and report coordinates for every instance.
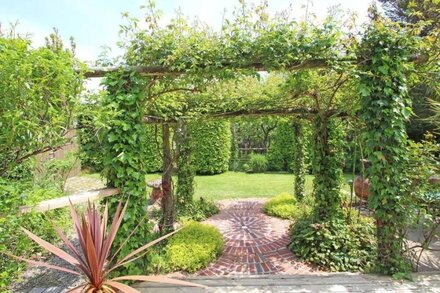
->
[196,199,318,276]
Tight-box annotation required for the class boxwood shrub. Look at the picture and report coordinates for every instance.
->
[165,222,223,272]
[263,193,297,219]
[189,121,231,175]
[247,154,268,173]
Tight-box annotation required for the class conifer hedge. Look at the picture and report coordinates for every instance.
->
[189,121,231,175]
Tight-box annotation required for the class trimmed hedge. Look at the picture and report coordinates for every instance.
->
[267,119,295,171]
[189,121,231,175]
[165,222,223,272]
[143,125,162,173]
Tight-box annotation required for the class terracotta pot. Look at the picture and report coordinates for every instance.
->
[354,176,370,200]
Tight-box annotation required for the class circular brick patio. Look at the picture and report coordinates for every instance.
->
[196,199,318,276]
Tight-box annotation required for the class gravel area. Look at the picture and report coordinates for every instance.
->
[10,237,84,293]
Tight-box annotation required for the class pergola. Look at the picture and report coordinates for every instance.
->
[81,15,426,275]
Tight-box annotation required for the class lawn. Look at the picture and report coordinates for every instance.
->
[143,172,352,201]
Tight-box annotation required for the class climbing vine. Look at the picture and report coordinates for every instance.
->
[89,1,422,277]
[292,120,307,200]
[175,122,195,210]
[101,71,153,274]
[358,18,416,275]
[312,116,345,220]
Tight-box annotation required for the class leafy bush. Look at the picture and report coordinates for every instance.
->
[5,201,203,292]
[289,215,376,272]
[165,222,223,272]
[77,98,105,172]
[263,193,297,219]
[34,151,78,191]
[190,121,231,175]
[0,35,82,176]
[177,198,220,221]
[248,154,268,173]
[0,179,70,290]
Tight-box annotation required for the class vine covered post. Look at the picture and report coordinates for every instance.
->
[102,72,152,273]
[358,19,414,275]
[161,123,175,233]
[175,121,195,211]
[312,114,345,221]
[292,120,306,200]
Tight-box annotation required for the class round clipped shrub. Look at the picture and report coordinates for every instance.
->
[263,193,297,219]
[248,154,268,173]
[189,121,231,175]
[289,215,376,272]
[166,222,224,272]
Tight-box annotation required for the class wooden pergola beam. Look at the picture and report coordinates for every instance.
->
[83,59,331,78]
[143,108,344,124]
[19,188,120,214]
[82,54,427,78]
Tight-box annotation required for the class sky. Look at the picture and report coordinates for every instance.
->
[0,0,375,63]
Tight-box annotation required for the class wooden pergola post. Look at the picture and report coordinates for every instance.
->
[160,123,175,233]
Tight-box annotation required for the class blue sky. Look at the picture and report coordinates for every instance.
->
[0,0,373,62]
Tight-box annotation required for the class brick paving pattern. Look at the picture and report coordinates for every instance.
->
[196,199,318,276]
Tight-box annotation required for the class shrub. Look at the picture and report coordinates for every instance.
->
[263,193,297,219]
[3,201,204,292]
[166,222,223,272]
[190,121,231,175]
[0,179,70,290]
[34,151,78,191]
[289,215,376,272]
[177,198,220,222]
[248,154,268,173]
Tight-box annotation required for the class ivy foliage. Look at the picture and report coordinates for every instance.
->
[78,94,162,174]
[290,214,376,272]
[189,121,231,175]
[101,71,153,274]
[312,117,345,221]
[292,120,307,199]
[358,17,417,275]
[175,122,195,210]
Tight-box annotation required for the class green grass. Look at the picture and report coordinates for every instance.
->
[144,172,351,201]
[82,171,352,201]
